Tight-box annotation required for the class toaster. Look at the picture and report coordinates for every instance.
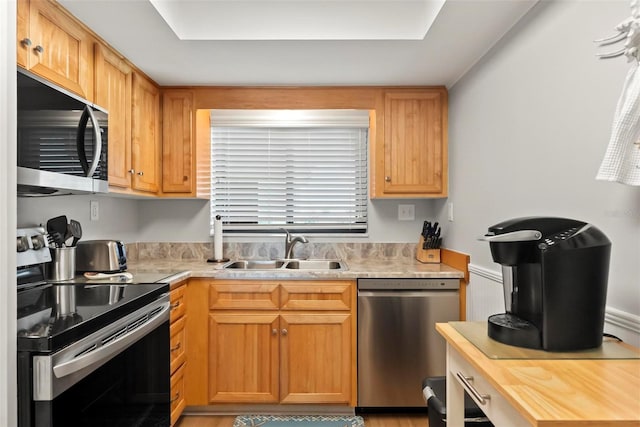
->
[75,240,127,273]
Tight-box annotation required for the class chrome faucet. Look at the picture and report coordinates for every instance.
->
[281,228,309,259]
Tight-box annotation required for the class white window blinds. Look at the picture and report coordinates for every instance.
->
[210,110,369,234]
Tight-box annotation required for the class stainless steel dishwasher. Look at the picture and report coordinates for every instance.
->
[357,278,460,408]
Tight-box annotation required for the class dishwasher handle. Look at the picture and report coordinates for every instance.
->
[357,290,459,298]
[357,278,459,291]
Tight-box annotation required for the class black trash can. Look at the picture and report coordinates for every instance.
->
[422,377,493,427]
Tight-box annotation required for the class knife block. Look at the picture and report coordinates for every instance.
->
[416,236,441,264]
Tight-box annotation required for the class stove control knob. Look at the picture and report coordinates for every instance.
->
[31,235,46,250]
[17,236,29,252]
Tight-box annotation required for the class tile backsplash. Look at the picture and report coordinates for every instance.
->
[126,242,417,262]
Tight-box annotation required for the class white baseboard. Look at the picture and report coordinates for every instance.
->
[468,263,640,345]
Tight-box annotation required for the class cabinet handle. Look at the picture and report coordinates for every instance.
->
[385,176,391,182]
[137,171,144,176]
[281,328,288,336]
[33,45,44,54]
[170,301,181,310]
[455,372,490,405]
[170,342,181,352]
[128,169,135,174]
[21,38,32,47]
[170,392,180,403]
[272,328,278,336]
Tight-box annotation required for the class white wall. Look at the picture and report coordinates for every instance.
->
[17,194,141,242]
[134,198,437,243]
[17,195,438,243]
[438,0,640,344]
[2,0,17,425]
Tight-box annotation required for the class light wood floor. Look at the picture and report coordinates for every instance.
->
[176,414,428,427]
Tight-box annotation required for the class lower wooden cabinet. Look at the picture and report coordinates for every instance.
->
[209,311,352,404]
[170,363,186,426]
[185,279,357,407]
[169,282,187,425]
[209,312,280,403]
[279,312,352,404]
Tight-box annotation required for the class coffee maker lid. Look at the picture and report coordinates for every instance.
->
[487,217,587,239]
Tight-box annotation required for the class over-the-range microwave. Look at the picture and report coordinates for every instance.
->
[17,68,109,196]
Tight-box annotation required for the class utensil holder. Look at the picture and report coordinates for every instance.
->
[46,247,76,282]
[416,236,441,263]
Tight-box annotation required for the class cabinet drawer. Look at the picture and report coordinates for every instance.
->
[280,282,353,311]
[170,316,186,375]
[449,347,529,426]
[210,282,279,310]
[170,285,186,323]
[170,363,186,426]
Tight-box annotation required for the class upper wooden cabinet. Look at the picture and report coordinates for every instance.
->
[162,90,194,194]
[94,43,133,189]
[371,89,448,198]
[161,90,211,198]
[17,0,94,100]
[131,73,161,193]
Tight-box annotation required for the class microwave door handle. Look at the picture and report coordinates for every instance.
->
[85,106,102,177]
[76,105,102,177]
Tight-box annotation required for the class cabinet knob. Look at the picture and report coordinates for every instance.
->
[137,171,144,176]
[272,328,278,336]
[281,328,288,336]
[21,38,32,47]
[170,342,181,352]
[33,45,44,54]
[170,392,180,403]
[385,176,391,182]
[128,169,135,174]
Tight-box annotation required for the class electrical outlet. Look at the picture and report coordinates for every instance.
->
[90,200,99,221]
[448,202,454,222]
[398,204,415,221]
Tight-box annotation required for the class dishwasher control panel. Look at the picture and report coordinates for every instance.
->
[357,278,459,290]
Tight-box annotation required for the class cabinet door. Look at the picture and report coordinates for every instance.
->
[170,363,186,427]
[162,90,194,193]
[280,281,352,311]
[209,313,279,403]
[170,284,187,323]
[26,0,93,100]
[17,0,29,68]
[380,90,447,197]
[169,316,186,375]
[210,282,279,311]
[132,73,161,193]
[279,313,352,404]
[94,43,132,189]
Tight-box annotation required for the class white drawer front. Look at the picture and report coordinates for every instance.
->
[448,345,531,427]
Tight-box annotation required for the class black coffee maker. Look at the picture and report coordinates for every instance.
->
[481,217,611,351]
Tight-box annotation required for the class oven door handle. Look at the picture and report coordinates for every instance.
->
[52,303,169,379]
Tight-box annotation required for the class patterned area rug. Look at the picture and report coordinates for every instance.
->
[233,415,365,427]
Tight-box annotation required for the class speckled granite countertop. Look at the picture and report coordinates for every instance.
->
[125,257,464,289]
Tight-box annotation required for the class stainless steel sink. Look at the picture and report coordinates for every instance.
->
[284,260,344,270]
[223,260,286,269]
[222,259,347,271]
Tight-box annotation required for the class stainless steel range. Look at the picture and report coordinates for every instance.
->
[16,227,171,427]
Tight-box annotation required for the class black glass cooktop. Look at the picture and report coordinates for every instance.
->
[17,282,169,352]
